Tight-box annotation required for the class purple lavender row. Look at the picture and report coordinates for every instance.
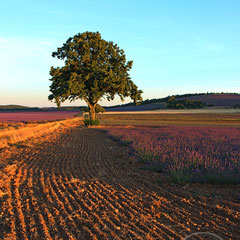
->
[106,126,240,184]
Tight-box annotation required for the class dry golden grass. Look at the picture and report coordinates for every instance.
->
[0,117,82,148]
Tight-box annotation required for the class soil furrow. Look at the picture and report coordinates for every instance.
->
[0,126,239,240]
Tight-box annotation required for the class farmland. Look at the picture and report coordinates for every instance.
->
[0,117,82,148]
[98,112,240,126]
[0,111,79,123]
[105,125,240,184]
[0,113,239,239]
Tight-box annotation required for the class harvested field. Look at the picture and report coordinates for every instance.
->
[0,126,239,239]
[0,122,26,130]
[98,113,240,126]
[0,111,79,123]
[0,118,82,148]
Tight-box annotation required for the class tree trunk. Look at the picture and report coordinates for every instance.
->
[55,97,61,109]
[89,106,96,121]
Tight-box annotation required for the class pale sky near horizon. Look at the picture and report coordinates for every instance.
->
[0,0,239,107]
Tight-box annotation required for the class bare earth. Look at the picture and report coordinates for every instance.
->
[0,127,239,239]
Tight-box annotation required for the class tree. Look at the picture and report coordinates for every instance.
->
[48,31,143,120]
[85,104,105,115]
[54,96,61,109]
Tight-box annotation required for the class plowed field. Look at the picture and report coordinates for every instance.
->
[0,127,239,239]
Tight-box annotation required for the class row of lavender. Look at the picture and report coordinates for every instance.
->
[106,126,240,184]
[0,111,79,123]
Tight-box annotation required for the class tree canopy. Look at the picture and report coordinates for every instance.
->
[48,31,142,120]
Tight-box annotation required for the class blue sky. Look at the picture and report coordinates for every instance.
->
[0,0,239,107]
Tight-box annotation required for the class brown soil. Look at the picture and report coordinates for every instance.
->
[0,127,239,239]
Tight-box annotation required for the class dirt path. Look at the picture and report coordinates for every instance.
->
[0,127,239,239]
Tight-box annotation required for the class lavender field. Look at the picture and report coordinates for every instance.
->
[106,126,240,184]
[0,111,79,123]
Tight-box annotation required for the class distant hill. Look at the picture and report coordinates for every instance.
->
[1,93,239,112]
[177,94,240,107]
[0,105,32,109]
[0,105,82,112]
[105,102,166,111]
[106,93,240,111]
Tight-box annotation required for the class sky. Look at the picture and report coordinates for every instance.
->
[0,0,239,107]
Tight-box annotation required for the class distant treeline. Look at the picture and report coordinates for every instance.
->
[167,96,211,109]
[44,106,83,111]
[0,106,40,112]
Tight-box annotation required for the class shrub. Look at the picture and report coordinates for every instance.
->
[140,162,166,172]
[202,169,240,184]
[84,119,100,126]
[170,169,193,184]
[122,140,132,147]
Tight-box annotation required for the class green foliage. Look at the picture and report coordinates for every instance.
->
[138,150,157,163]
[169,169,240,184]
[48,31,143,120]
[95,104,105,113]
[167,96,207,109]
[84,119,100,126]
[122,139,132,147]
[140,163,165,172]
[170,170,193,184]
[85,104,105,114]
[203,170,240,184]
